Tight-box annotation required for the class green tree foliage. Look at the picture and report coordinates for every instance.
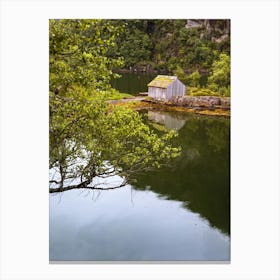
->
[107,19,230,74]
[119,29,152,67]
[49,19,181,193]
[185,70,201,87]
[175,67,203,89]
[177,27,215,70]
[107,20,153,68]
[49,19,123,95]
[175,54,230,96]
[174,66,188,84]
[208,53,230,96]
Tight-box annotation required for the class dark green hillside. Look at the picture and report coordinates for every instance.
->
[107,19,230,96]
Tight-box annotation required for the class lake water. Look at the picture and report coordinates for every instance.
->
[110,72,208,94]
[110,72,156,95]
[49,74,230,262]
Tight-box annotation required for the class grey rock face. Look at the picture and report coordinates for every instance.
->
[170,96,230,109]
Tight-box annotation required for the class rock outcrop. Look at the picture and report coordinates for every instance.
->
[169,96,230,111]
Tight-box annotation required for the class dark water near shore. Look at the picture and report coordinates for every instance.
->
[50,74,230,262]
[110,72,156,95]
[110,72,208,95]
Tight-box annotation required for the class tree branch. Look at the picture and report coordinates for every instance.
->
[49,178,127,193]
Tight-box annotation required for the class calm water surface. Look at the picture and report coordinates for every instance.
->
[110,72,208,94]
[50,74,230,262]
[110,72,156,95]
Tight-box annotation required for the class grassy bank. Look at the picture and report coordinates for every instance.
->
[106,90,133,100]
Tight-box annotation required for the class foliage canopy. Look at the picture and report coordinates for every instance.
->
[49,19,181,193]
[208,53,230,96]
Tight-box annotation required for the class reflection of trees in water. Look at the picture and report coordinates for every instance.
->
[111,72,156,95]
[205,119,229,152]
[133,114,230,235]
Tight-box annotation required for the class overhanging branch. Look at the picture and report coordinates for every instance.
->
[49,178,128,193]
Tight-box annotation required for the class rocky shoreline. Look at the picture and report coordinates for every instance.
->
[143,96,230,117]
[170,95,230,111]
[110,95,230,117]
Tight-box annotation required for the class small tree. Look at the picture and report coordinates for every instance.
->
[186,70,201,87]
[174,66,188,84]
[208,53,230,95]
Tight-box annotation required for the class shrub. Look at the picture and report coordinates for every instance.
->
[185,70,201,87]
[187,87,220,97]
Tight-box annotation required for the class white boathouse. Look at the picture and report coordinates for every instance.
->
[147,75,186,100]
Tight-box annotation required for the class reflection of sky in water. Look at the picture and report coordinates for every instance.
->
[50,183,230,261]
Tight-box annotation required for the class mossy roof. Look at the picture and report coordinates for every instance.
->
[147,75,177,88]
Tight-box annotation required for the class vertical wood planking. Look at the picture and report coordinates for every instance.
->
[148,76,186,100]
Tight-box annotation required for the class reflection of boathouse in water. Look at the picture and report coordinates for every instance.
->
[148,111,186,131]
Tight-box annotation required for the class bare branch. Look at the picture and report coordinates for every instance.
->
[49,180,60,184]
[49,178,128,193]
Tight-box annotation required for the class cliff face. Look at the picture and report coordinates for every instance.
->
[185,19,230,43]
[186,19,230,33]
